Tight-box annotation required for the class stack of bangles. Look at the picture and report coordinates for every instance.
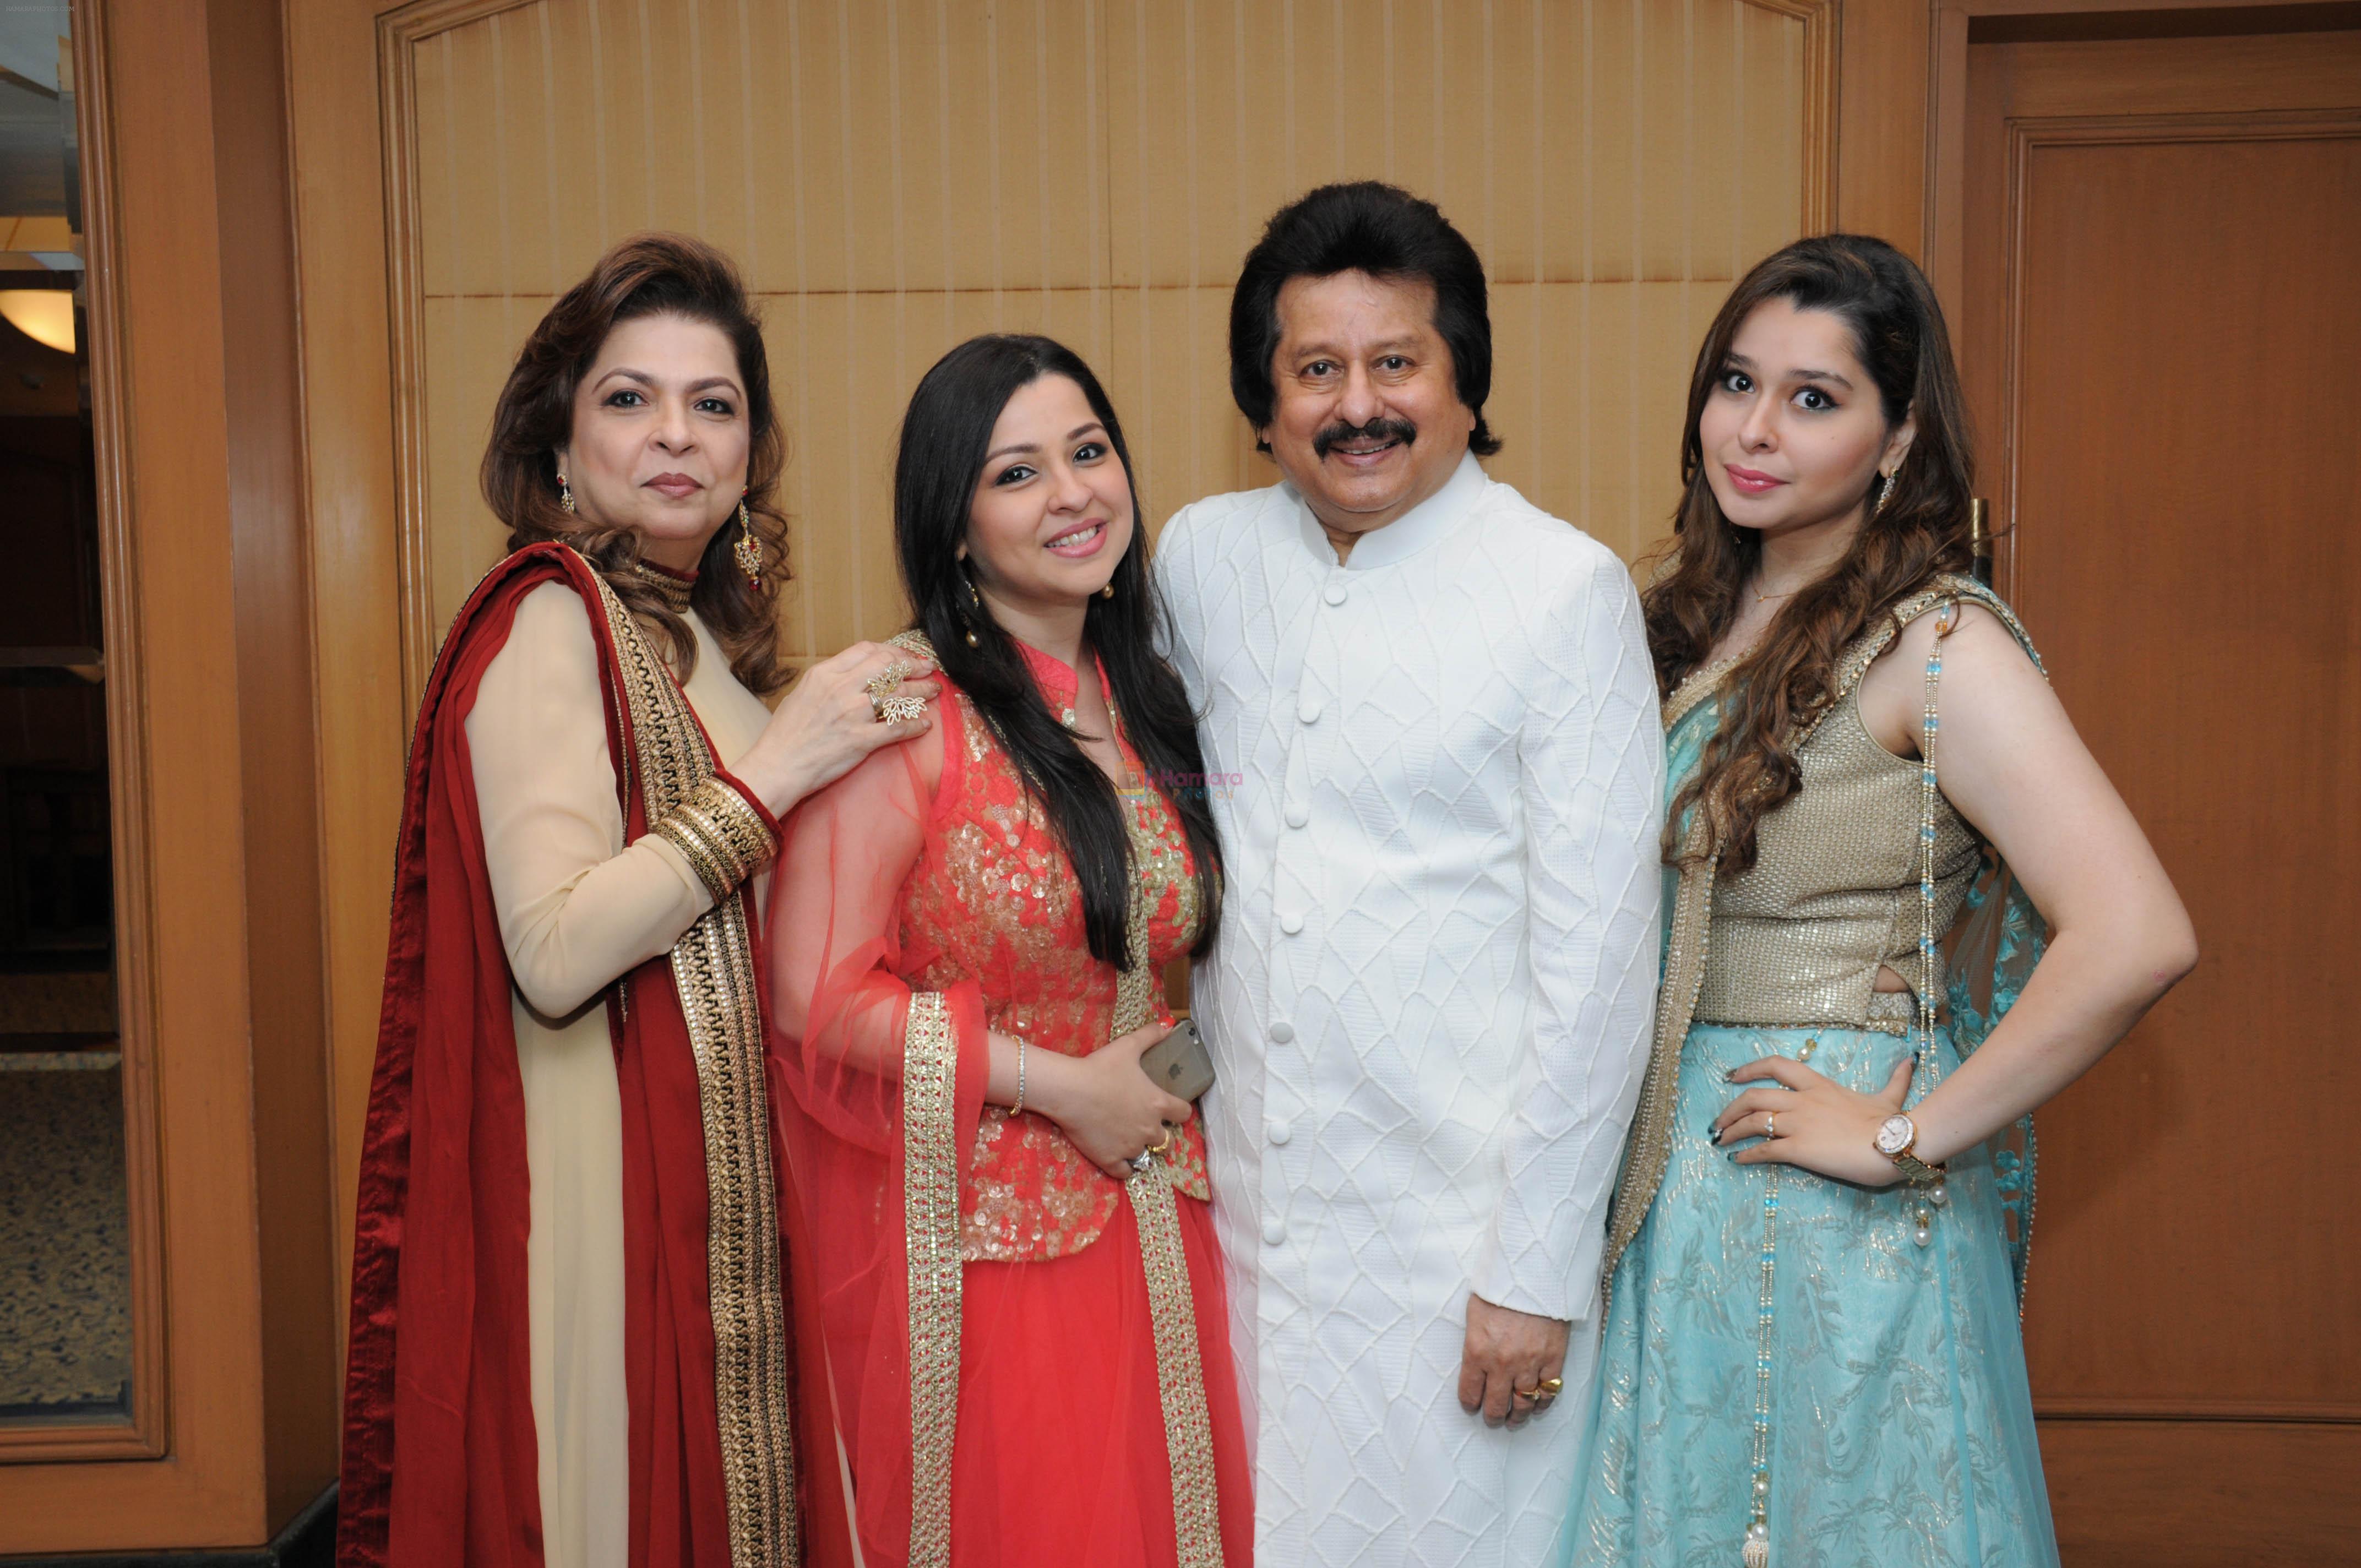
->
[866,661,926,723]
[1514,1376,1564,1412]
[648,776,779,904]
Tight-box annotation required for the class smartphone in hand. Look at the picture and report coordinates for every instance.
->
[1138,1018,1216,1102]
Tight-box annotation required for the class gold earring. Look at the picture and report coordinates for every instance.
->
[733,498,761,586]
[1873,470,1897,517]
[961,571,984,646]
[1099,582,1116,601]
[558,473,575,514]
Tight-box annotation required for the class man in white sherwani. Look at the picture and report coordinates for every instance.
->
[1155,182,1665,1567]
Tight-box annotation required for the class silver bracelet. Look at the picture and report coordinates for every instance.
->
[1010,1037,1027,1118]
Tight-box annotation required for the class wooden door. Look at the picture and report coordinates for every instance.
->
[1959,21,2361,1565]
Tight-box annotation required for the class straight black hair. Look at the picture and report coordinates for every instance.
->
[1228,180,1502,457]
[894,334,1223,968]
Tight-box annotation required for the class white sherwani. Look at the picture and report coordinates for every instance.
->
[1155,454,1664,1567]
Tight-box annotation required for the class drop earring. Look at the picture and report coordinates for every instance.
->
[1099,582,1116,601]
[733,498,762,586]
[960,570,984,647]
[558,472,576,514]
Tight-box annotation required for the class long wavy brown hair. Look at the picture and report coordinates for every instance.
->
[1650,234,1974,874]
[481,232,791,694]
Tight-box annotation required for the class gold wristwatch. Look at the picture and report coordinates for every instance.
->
[1873,1113,1946,1183]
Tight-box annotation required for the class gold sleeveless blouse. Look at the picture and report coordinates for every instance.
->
[1691,601,1984,1035]
[1598,575,2042,1308]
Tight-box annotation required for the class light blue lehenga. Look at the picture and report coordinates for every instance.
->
[1565,578,2060,1568]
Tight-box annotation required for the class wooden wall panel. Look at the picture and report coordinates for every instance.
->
[0,0,326,1546]
[387,0,1832,679]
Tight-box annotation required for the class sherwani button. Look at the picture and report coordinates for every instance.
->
[1285,803,1309,829]
[1267,1117,1292,1146]
[1261,1215,1287,1246]
[1268,1021,1295,1044]
[1297,699,1321,724]
[1323,581,1347,606]
[1279,911,1304,935]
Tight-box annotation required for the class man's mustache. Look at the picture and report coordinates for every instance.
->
[1313,417,1418,459]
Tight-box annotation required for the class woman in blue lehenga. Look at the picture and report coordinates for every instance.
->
[1563,236,2195,1568]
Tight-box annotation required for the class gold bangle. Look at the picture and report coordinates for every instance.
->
[650,777,779,903]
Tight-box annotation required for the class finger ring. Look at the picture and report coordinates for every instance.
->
[873,692,926,725]
[1512,1384,1541,1403]
[1764,1112,1776,1139]
[863,661,912,699]
[1146,1128,1173,1156]
[1128,1151,1153,1175]
[1536,1377,1564,1395]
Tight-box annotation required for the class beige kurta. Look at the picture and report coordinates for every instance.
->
[465,581,773,1568]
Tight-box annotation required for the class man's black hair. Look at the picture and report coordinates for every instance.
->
[1228,181,1500,457]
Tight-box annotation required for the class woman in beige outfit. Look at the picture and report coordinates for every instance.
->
[339,233,934,1568]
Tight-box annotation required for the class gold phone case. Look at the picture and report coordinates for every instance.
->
[1139,1018,1217,1102]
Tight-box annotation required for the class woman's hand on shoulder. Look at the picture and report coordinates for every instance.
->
[1024,1022,1194,1181]
[732,641,940,816]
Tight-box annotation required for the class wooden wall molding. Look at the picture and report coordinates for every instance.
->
[0,0,329,1544]
[0,0,169,1469]
[1927,0,2345,303]
[1743,0,1839,231]
[376,0,540,704]
[2036,1396,2361,1424]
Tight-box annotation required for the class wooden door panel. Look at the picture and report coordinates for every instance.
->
[1963,21,2361,1561]
[2012,126,2361,1414]
[2041,1421,2361,1568]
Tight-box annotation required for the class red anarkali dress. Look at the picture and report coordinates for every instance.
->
[766,636,1253,1568]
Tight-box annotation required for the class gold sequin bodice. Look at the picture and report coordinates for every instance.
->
[895,679,1209,1264]
[1692,595,1983,1033]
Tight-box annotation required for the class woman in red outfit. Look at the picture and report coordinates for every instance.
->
[767,335,1252,1567]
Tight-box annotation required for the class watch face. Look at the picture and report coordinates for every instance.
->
[1875,1115,1914,1156]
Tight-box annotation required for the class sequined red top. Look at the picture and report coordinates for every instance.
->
[894,642,1209,1263]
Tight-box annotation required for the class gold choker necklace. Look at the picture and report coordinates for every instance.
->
[624,560,697,613]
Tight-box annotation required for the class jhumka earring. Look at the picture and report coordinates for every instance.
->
[733,498,761,587]
[558,472,576,514]
[961,571,984,646]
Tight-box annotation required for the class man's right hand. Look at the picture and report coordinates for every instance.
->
[1456,1293,1570,1430]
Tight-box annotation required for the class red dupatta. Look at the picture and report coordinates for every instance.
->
[338,543,846,1568]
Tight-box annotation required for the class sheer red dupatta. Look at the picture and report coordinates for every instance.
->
[765,717,989,1568]
[339,543,836,1568]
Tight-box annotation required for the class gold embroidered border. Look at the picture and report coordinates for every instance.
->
[1691,1013,1911,1037]
[1796,574,2047,750]
[1599,844,1716,1317]
[1112,809,1225,1568]
[1127,1163,1225,1567]
[901,990,962,1568]
[592,573,798,1568]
